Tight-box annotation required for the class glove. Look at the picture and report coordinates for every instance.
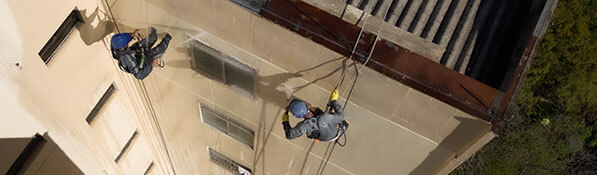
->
[330,89,339,101]
[282,111,289,122]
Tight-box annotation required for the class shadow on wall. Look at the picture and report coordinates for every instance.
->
[166,46,194,69]
[251,57,349,172]
[77,8,114,46]
[125,10,348,170]
[292,57,348,93]
[410,117,491,175]
[251,72,302,171]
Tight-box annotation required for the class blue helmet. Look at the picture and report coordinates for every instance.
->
[288,99,308,118]
[111,33,132,49]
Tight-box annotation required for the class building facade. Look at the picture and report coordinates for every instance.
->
[0,0,556,174]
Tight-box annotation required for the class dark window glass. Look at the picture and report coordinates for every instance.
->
[86,84,116,124]
[201,105,254,148]
[190,39,256,95]
[201,107,228,133]
[228,123,254,148]
[192,41,224,81]
[114,131,137,163]
[38,9,83,64]
[224,62,255,93]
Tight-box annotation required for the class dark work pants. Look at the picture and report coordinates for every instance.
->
[131,28,171,62]
[130,28,171,79]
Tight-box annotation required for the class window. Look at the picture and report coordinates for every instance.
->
[86,83,116,124]
[144,162,154,175]
[38,9,83,64]
[189,39,256,95]
[201,105,254,148]
[208,148,252,175]
[114,131,137,163]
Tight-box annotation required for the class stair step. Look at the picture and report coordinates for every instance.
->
[396,0,421,28]
[387,0,408,25]
[455,28,478,72]
[363,0,379,13]
[430,0,460,44]
[357,0,371,10]
[408,0,437,36]
[433,0,468,47]
[384,0,399,21]
[440,0,479,68]
[351,0,363,7]
[425,1,454,42]
[374,0,394,18]
[371,0,384,16]
[420,0,450,40]
[438,0,469,66]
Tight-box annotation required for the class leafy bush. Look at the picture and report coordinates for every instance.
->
[452,0,597,174]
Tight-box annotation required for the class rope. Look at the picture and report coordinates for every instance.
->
[334,11,370,90]
[104,0,120,33]
[103,1,176,174]
[356,0,391,73]
[315,9,372,175]
[284,0,354,52]
[138,80,177,175]
[317,1,394,174]
[103,0,389,174]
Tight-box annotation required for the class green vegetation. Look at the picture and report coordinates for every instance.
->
[452,0,597,174]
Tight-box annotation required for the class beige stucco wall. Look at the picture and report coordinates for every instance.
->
[107,0,493,174]
[0,0,493,174]
[0,0,46,139]
[1,0,171,174]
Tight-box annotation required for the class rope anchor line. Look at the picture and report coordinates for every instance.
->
[104,0,391,174]
[316,0,393,174]
[103,0,176,174]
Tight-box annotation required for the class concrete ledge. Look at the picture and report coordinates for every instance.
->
[303,0,445,61]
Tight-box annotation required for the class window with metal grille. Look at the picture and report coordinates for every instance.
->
[38,8,83,64]
[189,39,256,96]
[86,83,116,124]
[208,148,252,175]
[201,105,254,148]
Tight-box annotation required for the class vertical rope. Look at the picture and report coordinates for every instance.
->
[104,0,120,33]
[103,0,176,174]
[138,79,177,175]
[318,2,394,174]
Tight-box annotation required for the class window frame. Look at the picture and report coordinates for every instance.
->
[188,38,257,97]
[200,105,254,149]
[114,130,138,163]
[86,83,116,124]
[38,8,83,65]
[207,147,252,175]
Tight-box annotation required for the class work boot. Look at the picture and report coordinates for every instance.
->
[341,120,349,131]
[164,33,172,41]
[149,27,157,39]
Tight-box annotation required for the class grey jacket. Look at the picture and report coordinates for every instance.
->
[111,48,153,79]
[283,100,344,141]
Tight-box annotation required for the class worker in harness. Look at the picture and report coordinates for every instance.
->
[282,89,349,142]
[110,27,171,79]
